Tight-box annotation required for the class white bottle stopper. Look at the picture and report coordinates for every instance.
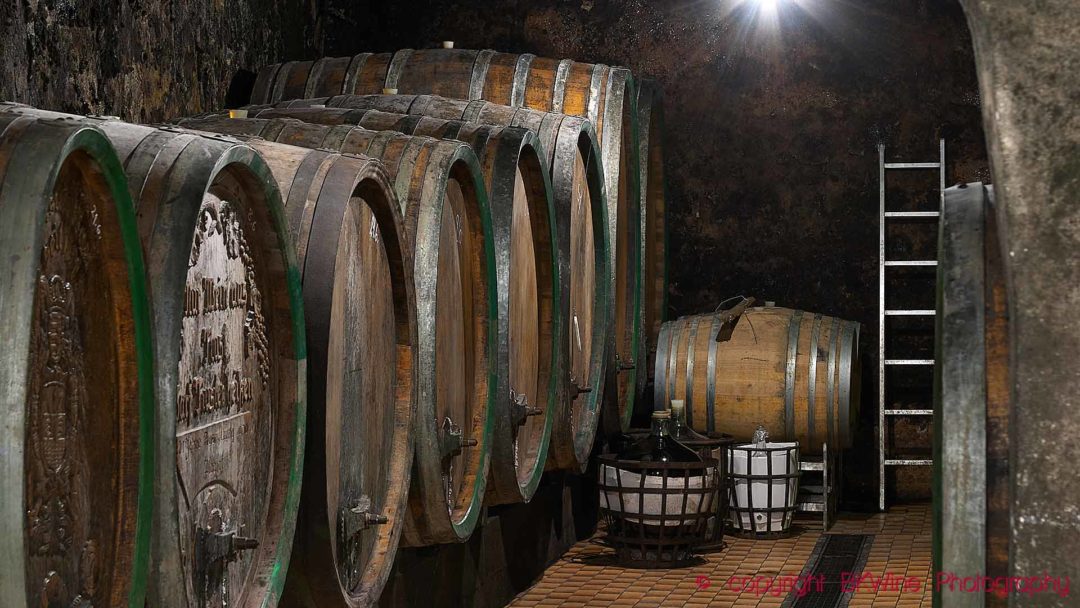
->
[442,40,455,49]
[381,88,399,95]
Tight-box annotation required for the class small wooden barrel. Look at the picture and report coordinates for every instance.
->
[238,107,560,504]
[242,141,417,605]
[249,49,644,428]
[636,80,668,398]
[183,115,498,544]
[654,307,861,453]
[934,183,1009,606]
[0,110,154,608]
[251,94,627,451]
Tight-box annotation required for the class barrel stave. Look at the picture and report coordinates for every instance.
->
[635,80,668,405]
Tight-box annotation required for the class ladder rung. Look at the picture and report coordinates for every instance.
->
[885,309,936,316]
[884,162,941,169]
[885,459,933,466]
[884,211,940,218]
[884,359,935,365]
[800,462,825,472]
[884,260,938,267]
[885,409,934,416]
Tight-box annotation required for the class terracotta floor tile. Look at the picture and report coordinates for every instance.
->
[507,504,934,608]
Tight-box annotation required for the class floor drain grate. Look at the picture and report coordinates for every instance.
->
[781,534,874,608]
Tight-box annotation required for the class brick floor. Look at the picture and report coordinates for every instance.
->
[507,504,933,607]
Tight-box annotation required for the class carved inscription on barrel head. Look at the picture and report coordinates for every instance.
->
[25,192,108,608]
[176,193,273,608]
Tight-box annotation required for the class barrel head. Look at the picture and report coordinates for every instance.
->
[0,116,153,608]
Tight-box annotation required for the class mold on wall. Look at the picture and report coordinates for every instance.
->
[0,0,313,122]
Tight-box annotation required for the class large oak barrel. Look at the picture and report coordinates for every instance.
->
[111,123,306,608]
[183,115,498,545]
[233,100,611,473]
[252,94,625,450]
[636,79,668,399]
[3,106,309,606]
[934,183,1009,607]
[654,306,861,453]
[0,110,154,608]
[237,141,417,605]
[249,49,643,430]
[235,107,559,504]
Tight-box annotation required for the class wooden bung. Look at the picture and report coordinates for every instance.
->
[181,114,498,545]
[654,306,861,453]
[250,49,644,432]
[3,105,307,608]
[0,108,155,608]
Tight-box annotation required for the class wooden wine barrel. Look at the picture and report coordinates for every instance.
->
[235,107,560,503]
[233,141,417,606]
[654,306,861,453]
[250,94,629,442]
[933,183,1009,607]
[636,79,668,399]
[233,100,612,473]
[182,115,498,544]
[4,106,310,607]
[249,49,643,430]
[0,110,154,608]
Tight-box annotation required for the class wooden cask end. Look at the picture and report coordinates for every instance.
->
[250,49,643,431]
[115,123,306,608]
[0,109,154,608]
[933,183,1009,607]
[5,106,310,607]
[635,79,668,398]
[250,94,618,466]
[245,107,559,504]
[183,115,498,545]
[245,141,417,606]
[654,306,861,453]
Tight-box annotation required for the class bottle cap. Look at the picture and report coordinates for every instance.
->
[652,410,671,420]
